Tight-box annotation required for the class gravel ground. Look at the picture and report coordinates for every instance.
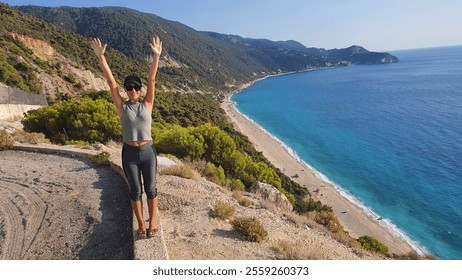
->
[0,150,133,260]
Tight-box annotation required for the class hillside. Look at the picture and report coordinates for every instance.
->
[12,4,398,94]
[0,3,137,99]
[203,32,398,70]
[12,5,267,93]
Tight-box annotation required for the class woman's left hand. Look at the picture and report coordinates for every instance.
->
[150,36,162,56]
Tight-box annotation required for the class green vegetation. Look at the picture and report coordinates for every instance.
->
[154,92,232,128]
[153,122,289,195]
[357,235,389,254]
[13,4,266,92]
[0,129,15,150]
[92,151,111,167]
[21,97,121,144]
[231,216,268,243]
[0,33,41,93]
[294,199,332,213]
[228,178,246,191]
[0,3,146,91]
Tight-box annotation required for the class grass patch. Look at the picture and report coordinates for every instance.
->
[232,191,253,207]
[12,130,50,144]
[273,240,309,260]
[159,164,199,180]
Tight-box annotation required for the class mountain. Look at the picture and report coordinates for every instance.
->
[202,32,327,72]
[12,5,398,93]
[202,32,398,68]
[13,5,267,93]
[326,45,398,64]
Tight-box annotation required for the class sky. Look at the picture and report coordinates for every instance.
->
[3,0,462,51]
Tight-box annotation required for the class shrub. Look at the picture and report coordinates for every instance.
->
[159,164,198,180]
[231,216,268,243]
[357,235,389,254]
[92,151,111,167]
[274,240,307,260]
[294,198,332,214]
[191,123,236,165]
[211,200,235,220]
[285,212,309,228]
[22,97,122,144]
[231,191,252,207]
[0,129,15,150]
[82,90,113,103]
[308,210,342,231]
[207,162,225,185]
[238,197,253,207]
[332,230,362,250]
[155,124,205,159]
[228,178,246,191]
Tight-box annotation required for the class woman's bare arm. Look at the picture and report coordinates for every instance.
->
[144,36,162,113]
[91,38,125,116]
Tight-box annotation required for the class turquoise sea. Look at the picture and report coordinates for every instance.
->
[231,45,462,260]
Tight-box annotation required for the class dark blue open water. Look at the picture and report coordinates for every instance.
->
[232,45,462,259]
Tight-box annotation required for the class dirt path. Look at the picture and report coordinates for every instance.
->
[0,150,133,260]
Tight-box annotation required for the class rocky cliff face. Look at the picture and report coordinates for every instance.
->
[8,32,107,100]
[250,181,293,212]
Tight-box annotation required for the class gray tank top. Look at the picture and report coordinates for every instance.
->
[121,100,152,142]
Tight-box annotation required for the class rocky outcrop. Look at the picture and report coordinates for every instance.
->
[8,33,108,99]
[250,181,293,212]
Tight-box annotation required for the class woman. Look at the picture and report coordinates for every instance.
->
[91,36,162,239]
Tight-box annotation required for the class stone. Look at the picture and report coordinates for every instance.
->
[250,181,293,212]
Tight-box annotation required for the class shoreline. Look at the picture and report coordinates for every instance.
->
[221,74,417,256]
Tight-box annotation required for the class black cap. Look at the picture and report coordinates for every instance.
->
[123,75,142,87]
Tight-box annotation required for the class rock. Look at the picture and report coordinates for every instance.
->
[157,156,176,167]
[250,181,293,212]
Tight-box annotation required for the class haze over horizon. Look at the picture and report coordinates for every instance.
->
[3,0,462,52]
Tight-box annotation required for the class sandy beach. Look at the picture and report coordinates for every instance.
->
[221,83,415,256]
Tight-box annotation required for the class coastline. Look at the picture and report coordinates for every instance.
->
[221,75,415,256]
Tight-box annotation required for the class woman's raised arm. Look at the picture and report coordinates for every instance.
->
[144,36,162,112]
[91,38,125,116]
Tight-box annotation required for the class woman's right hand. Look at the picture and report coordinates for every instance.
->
[91,38,107,57]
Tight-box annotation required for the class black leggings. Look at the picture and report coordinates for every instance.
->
[122,142,158,201]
